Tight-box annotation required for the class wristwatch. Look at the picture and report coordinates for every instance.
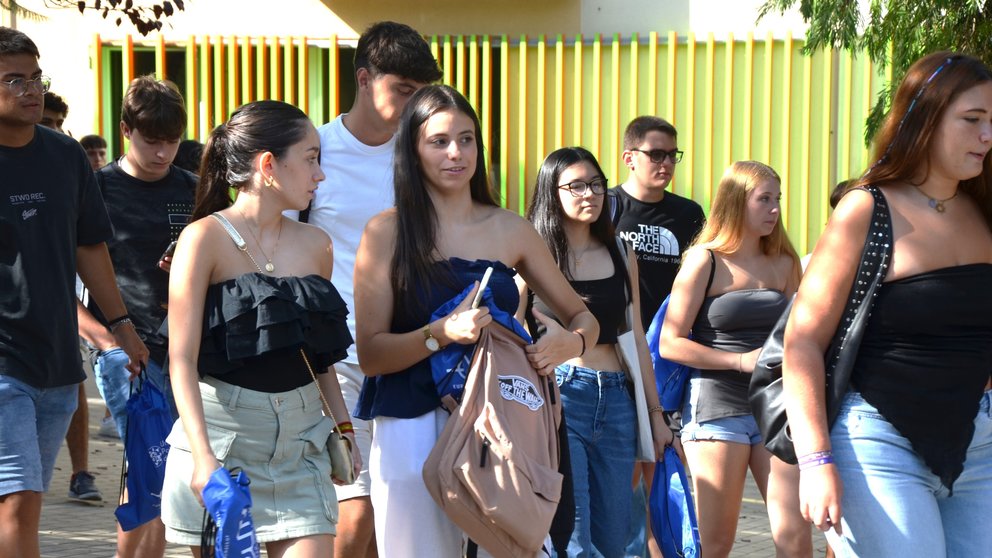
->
[423,324,441,352]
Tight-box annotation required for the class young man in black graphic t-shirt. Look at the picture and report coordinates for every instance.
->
[611,116,704,558]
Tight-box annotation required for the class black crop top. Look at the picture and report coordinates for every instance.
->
[851,263,992,488]
[529,266,626,346]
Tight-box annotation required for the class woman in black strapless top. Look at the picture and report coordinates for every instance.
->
[784,52,992,558]
[661,161,807,558]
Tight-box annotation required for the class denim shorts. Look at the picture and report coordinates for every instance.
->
[93,347,177,439]
[0,374,78,495]
[681,376,762,445]
[161,376,338,545]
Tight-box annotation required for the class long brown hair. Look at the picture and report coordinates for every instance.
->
[854,52,992,226]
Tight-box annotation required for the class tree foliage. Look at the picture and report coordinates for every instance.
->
[759,0,992,145]
[2,0,185,35]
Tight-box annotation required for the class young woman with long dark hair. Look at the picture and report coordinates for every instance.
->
[352,86,598,557]
[162,100,358,557]
[520,146,674,557]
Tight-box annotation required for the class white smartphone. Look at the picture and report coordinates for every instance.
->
[471,266,494,309]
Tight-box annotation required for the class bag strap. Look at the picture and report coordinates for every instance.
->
[210,212,248,250]
[615,237,637,333]
[704,249,716,295]
[298,348,343,429]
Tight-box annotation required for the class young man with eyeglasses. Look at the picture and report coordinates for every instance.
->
[0,27,148,558]
[610,115,704,558]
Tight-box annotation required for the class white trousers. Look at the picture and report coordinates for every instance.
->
[371,408,463,558]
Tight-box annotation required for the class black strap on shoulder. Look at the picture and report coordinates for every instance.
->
[608,188,621,227]
[704,249,717,295]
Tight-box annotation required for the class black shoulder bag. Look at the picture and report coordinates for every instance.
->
[749,185,892,464]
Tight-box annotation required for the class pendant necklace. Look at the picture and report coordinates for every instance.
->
[915,186,957,213]
[237,208,282,273]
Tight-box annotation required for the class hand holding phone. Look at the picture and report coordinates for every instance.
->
[159,240,178,262]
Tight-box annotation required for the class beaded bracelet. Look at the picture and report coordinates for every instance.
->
[647,404,665,414]
[336,421,354,434]
[798,455,835,471]
[107,315,133,333]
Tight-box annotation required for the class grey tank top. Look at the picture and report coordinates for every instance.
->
[690,289,789,422]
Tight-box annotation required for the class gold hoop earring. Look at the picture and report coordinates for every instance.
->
[264,176,275,188]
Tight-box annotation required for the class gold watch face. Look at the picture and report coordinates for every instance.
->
[425,336,441,352]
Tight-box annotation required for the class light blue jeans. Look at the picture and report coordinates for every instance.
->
[555,364,637,558]
[93,348,177,439]
[827,390,992,558]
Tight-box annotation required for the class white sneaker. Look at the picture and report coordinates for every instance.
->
[98,416,120,439]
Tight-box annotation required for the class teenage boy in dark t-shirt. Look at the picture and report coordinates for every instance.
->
[80,75,194,558]
[610,116,704,558]
[0,27,148,558]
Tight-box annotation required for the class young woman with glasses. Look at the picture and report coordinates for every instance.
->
[519,146,674,557]
[660,161,809,558]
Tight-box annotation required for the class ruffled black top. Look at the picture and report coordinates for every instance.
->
[196,273,352,392]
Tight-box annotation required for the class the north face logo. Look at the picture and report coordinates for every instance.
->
[497,375,544,411]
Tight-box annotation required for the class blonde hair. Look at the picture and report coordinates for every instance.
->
[692,161,801,279]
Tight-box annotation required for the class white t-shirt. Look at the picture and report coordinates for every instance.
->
[311,115,396,376]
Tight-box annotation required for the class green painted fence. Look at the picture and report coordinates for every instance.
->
[96,33,887,253]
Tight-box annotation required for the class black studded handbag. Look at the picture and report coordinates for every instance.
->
[749,185,893,464]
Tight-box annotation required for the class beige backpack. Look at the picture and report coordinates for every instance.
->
[422,322,563,557]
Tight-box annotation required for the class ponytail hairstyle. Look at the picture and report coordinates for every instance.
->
[853,52,992,228]
[191,100,312,221]
[527,146,631,296]
[391,85,498,313]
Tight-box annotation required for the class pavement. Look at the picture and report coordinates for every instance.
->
[39,372,828,557]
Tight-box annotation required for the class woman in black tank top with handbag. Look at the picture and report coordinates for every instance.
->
[518,147,674,557]
[784,53,992,558]
[660,161,809,558]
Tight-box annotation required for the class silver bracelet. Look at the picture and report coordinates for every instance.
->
[109,317,133,333]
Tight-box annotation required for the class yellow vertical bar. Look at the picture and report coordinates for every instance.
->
[270,37,281,102]
[240,36,252,104]
[499,35,509,206]
[328,35,339,116]
[536,35,546,168]
[456,35,466,94]
[764,32,774,165]
[257,36,267,100]
[443,35,453,86]
[517,35,528,214]
[572,34,583,146]
[481,35,492,169]
[554,34,564,149]
[820,48,834,240]
[648,31,658,117]
[744,32,754,159]
[284,36,295,105]
[155,34,166,79]
[592,34,601,158]
[781,32,794,228]
[213,36,224,128]
[704,33,715,203]
[201,36,212,136]
[723,33,734,170]
[93,34,103,137]
[666,31,677,120]
[298,37,309,116]
[862,55,873,169]
[629,32,639,116]
[610,33,621,180]
[839,51,852,180]
[683,32,695,197]
[186,36,198,139]
[468,36,479,110]
[123,35,134,91]
[430,35,440,68]
[227,36,238,114]
[800,49,812,250]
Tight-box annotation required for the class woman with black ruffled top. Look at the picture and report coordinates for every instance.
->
[352,86,598,558]
[785,53,992,558]
[161,100,358,556]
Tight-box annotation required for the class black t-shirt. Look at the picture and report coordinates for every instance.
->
[610,185,705,330]
[0,126,114,388]
[87,161,196,364]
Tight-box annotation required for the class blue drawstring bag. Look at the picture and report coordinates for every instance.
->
[647,295,695,412]
[115,376,173,531]
[429,283,532,405]
[201,467,261,558]
[650,447,701,558]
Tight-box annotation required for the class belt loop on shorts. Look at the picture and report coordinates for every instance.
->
[226,385,241,411]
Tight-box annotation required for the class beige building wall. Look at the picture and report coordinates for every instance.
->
[3,0,806,138]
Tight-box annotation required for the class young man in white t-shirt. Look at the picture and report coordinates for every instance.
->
[307,21,441,558]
